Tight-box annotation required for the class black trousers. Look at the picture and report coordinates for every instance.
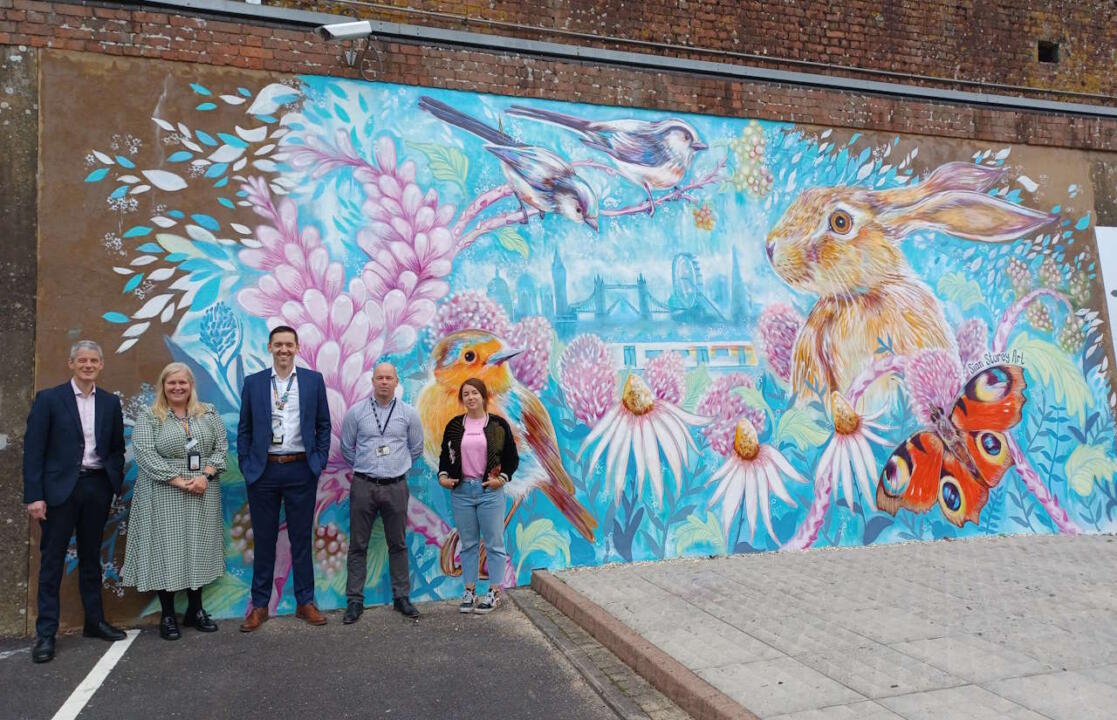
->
[36,470,113,638]
[346,475,410,603]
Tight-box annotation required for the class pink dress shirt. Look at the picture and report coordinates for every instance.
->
[72,379,102,469]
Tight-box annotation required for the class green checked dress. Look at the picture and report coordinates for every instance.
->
[122,404,228,593]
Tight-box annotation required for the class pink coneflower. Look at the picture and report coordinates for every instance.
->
[707,417,806,544]
[758,303,802,383]
[579,374,709,505]
[955,319,988,368]
[644,351,686,405]
[697,373,766,457]
[508,315,553,393]
[430,290,511,338]
[815,392,891,512]
[904,349,963,425]
[559,334,616,427]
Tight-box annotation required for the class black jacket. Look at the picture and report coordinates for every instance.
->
[438,413,519,483]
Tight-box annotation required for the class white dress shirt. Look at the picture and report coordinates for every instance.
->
[72,379,102,469]
[270,367,305,454]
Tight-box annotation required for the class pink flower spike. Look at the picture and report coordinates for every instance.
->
[559,334,617,427]
[904,349,963,425]
[758,303,802,383]
[955,319,989,367]
[644,351,686,404]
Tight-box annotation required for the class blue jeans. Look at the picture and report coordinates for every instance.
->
[450,478,508,590]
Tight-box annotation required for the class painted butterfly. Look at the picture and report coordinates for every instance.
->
[876,364,1027,527]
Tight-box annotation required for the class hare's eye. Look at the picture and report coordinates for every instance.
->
[828,210,853,235]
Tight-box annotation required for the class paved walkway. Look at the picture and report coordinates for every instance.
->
[555,534,1117,720]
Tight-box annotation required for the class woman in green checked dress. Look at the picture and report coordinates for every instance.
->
[123,362,227,640]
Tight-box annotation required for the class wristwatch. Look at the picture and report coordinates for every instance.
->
[203,471,217,481]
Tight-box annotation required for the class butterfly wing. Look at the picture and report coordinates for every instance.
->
[877,431,990,527]
[951,364,1027,433]
[964,429,1015,489]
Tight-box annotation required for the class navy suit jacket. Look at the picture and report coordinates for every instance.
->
[237,367,332,485]
[22,382,126,506]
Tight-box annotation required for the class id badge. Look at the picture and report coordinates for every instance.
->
[271,417,284,446]
[187,451,202,472]
[376,445,390,457]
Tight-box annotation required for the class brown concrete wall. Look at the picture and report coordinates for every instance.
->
[0,45,37,637]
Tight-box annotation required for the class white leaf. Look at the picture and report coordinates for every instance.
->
[255,143,275,156]
[208,145,244,163]
[230,223,252,235]
[118,174,140,183]
[269,128,288,139]
[151,216,177,228]
[132,293,174,320]
[182,140,203,153]
[170,276,197,292]
[269,183,287,195]
[253,160,278,173]
[856,162,874,181]
[191,159,210,167]
[236,125,268,143]
[240,238,262,248]
[177,122,192,139]
[995,148,1011,160]
[233,158,247,172]
[147,267,174,281]
[123,322,150,338]
[160,303,175,323]
[112,266,134,275]
[141,170,188,192]
[220,94,247,105]
[129,184,151,195]
[185,225,217,243]
[1017,175,1039,193]
[246,83,301,116]
[130,255,158,267]
[93,150,113,164]
[152,117,175,132]
[116,338,139,354]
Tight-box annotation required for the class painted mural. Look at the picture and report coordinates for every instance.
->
[39,54,1117,624]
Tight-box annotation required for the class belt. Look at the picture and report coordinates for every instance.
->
[353,472,404,485]
[267,452,306,464]
[78,467,106,476]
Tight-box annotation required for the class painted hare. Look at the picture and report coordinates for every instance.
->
[765,161,1055,404]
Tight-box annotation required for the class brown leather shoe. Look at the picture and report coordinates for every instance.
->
[239,607,269,633]
[295,603,327,626]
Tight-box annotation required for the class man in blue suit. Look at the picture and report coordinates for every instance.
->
[237,325,332,631]
[23,340,127,663]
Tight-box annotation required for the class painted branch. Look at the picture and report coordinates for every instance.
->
[783,469,833,551]
[452,185,515,239]
[992,288,1075,353]
[600,162,726,218]
[408,495,453,546]
[1006,433,1082,535]
[847,355,907,405]
[458,207,543,251]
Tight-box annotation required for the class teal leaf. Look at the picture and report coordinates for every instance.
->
[179,259,214,273]
[136,243,163,253]
[168,210,185,219]
[195,130,218,147]
[1075,214,1092,231]
[218,132,247,149]
[334,103,351,123]
[123,274,144,293]
[192,277,222,310]
[191,214,220,232]
[168,151,193,163]
[122,226,152,238]
[190,83,212,96]
[165,253,190,262]
[114,155,135,169]
[213,177,229,188]
[102,312,129,324]
[85,168,110,183]
[109,185,129,200]
[196,102,218,111]
[204,163,227,178]
[217,197,235,209]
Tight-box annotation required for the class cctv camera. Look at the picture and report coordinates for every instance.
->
[315,20,373,41]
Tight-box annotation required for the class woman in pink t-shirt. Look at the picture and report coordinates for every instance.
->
[437,378,519,614]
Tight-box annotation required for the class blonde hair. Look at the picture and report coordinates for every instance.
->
[151,362,204,421]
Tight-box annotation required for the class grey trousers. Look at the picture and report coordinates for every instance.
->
[346,476,410,602]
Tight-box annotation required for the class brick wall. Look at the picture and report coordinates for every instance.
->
[1,1,1116,151]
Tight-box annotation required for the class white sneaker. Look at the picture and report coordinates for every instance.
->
[459,589,476,614]
[475,589,500,614]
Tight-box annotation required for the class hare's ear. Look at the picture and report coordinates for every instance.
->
[881,191,1056,243]
[876,162,1005,207]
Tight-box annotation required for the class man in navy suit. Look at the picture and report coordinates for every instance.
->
[23,340,127,663]
[237,325,332,631]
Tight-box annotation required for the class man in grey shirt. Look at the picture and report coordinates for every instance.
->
[339,362,423,621]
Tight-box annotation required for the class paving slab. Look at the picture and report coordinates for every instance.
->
[548,534,1117,719]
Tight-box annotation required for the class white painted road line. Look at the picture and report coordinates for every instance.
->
[0,647,30,660]
[50,629,140,720]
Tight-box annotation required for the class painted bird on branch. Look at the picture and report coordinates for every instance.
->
[506,105,708,215]
[418,329,598,544]
[418,96,599,231]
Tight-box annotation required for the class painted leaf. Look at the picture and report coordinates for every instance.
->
[102,312,130,324]
[116,338,139,354]
[491,226,529,258]
[1009,333,1093,424]
[937,271,984,310]
[156,233,205,259]
[245,83,301,116]
[515,519,571,575]
[682,365,711,413]
[407,141,469,189]
[141,170,188,192]
[132,293,175,320]
[123,321,150,338]
[84,168,109,183]
[1065,443,1117,496]
[732,386,770,418]
[774,406,830,451]
[672,512,727,556]
[122,226,152,238]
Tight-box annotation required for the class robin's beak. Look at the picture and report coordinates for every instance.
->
[692,140,708,151]
[584,216,599,232]
[487,347,523,365]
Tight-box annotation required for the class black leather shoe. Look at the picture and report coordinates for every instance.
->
[31,636,55,664]
[393,597,420,619]
[182,609,218,632]
[342,601,363,624]
[83,620,126,641]
[159,615,181,641]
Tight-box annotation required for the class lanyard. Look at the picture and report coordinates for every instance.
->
[173,412,193,440]
[271,373,295,411]
[371,399,396,436]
